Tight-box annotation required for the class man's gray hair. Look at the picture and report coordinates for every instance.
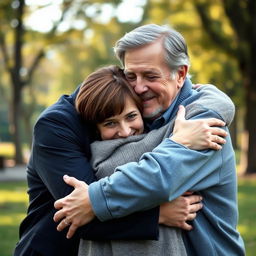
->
[114,24,190,77]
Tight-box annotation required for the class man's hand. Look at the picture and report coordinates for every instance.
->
[53,175,95,239]
[159,193,203,231]
[171,105,227,150]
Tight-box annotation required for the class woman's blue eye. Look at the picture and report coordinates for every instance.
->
[103,121,115,127]
[127,113,137,120]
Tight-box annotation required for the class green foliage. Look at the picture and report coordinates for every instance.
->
[140,0,243,104]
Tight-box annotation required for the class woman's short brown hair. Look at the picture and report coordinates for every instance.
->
[75,65,143,124]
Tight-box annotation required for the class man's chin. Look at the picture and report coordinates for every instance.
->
[143,108,163,120]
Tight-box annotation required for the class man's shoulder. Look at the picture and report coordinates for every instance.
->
[33,92,86,137]
[183,84,235,124]
[38,93,78,122]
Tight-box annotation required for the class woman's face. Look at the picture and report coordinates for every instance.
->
[97,97,144,140]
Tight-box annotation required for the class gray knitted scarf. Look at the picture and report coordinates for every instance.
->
[90,120,174,179]
[90,102,203,178]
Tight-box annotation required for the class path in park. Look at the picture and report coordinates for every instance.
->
[0,165,27,182]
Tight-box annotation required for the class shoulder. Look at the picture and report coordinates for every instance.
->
[34,93,91,142]
[195,84,233,103]
[185,84,235,125]
[37,86,82,126]
[39,94,76,121]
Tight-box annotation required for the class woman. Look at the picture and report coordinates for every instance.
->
[76,65,144,141]
[75,65,224,256]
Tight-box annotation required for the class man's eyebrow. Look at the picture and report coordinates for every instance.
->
[144,70,159,75]
[124,70,133,75]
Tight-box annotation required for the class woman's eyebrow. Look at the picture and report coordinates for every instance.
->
[125,110,137,116]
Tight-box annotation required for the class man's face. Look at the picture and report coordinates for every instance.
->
[124,40,186,120]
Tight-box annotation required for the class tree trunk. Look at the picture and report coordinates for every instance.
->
[244,4,256,174]
[229,112,238,150]
[11,0,25,164]
[244,78,256,174]
[12,85,23,164]
[193,0,256,175]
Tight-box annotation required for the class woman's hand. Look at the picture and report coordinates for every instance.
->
[171,105,227,150]
[159,193,203,231]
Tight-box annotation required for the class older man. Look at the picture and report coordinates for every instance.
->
[54,24,245,255]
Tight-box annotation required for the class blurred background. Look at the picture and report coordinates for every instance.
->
[0,0,255,255]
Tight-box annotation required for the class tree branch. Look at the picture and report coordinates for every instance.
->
[0,33,12,73]
[25,49,45,85]
[13,0,25,80]
[47,0,74,38]
[193,1,237,58]
[24,1,73,87]
[223,0,249,41]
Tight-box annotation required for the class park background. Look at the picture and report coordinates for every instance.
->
[0,0,255,255]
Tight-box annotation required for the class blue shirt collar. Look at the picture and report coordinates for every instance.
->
[145,78,193,131]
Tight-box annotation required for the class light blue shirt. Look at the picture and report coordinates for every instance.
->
[145,91,180,131]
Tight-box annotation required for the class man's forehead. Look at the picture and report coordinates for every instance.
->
[124,68,160,75]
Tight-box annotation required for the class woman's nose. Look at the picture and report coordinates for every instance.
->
[117,125,132,138]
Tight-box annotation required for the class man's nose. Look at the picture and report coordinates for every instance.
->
[132,78,147,94]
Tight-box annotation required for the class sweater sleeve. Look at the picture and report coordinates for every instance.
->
[190,84,235,125]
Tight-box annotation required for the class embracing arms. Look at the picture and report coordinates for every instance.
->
[53,84,235,236]
[53,107,227,237]
[33,103,160,240]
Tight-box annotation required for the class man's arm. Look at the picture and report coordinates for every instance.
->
[53,107,224,237]
[54,175,203,238]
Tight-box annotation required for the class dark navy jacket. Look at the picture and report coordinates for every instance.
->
[14,88,159,256]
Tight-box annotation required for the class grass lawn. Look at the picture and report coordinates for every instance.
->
[237,176,256,255]
[0,182,28,256]
[0,178,255,256]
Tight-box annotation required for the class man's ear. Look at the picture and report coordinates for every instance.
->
[177,65,188,89]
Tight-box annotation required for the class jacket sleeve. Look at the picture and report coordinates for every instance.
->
[33,109,159,240]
